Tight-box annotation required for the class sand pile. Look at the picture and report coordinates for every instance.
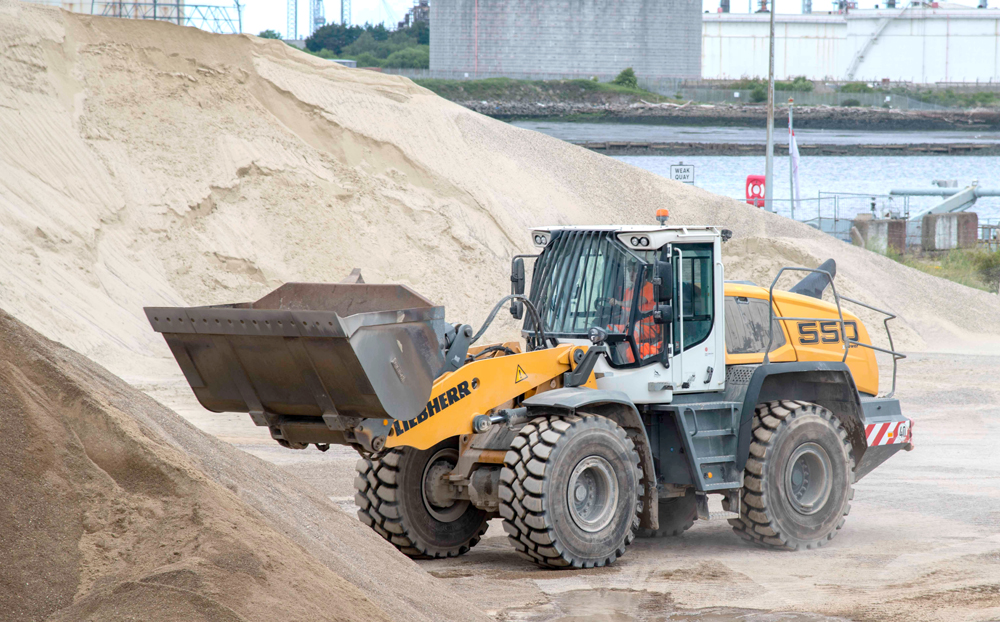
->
[0,308,487,621]
[2,0,999,399]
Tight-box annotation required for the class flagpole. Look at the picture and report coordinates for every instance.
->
[789,97,794,220]
[763,0,776,213]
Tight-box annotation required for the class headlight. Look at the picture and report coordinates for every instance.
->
[630,236,640,246]
[640,237,650,247]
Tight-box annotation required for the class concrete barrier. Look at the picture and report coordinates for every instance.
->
[853,218,906,254]
[922,212,979,251]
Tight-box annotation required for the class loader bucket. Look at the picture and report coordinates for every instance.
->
[145,283,448,422]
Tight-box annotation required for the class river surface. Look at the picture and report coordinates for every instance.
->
[510,120,1000,145]
[509,121,1000,222]
[615,155,1000,222]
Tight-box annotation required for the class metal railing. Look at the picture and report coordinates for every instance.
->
[839,295,906,399]
[763,267,906,398]
[980,220,1000,251]
[90,0,243,34]
[764,268,849,365]
[733,193,915,245]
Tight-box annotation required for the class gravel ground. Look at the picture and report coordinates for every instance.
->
[232,352,1000,622]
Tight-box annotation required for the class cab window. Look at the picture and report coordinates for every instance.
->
[724,296,786,354]
[677,244,714,351]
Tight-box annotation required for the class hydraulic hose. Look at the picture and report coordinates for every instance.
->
[470,294,548,350]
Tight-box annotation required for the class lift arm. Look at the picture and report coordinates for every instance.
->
[387,344,596,450]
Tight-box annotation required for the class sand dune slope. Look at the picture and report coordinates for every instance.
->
[0,308,487,621]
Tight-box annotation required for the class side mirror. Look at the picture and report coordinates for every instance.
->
[511,257,525,295]
[655,260,673,303]
[510,257,525,320]
[653,303,673,325]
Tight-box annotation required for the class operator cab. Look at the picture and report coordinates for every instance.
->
[515,224,727,402]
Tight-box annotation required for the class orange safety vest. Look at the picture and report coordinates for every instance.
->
[609,281,663,362]
[634,281,663,359]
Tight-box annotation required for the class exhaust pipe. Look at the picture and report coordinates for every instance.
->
[789,258,836,299]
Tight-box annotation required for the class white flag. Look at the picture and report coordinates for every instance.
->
[789,119,801,215]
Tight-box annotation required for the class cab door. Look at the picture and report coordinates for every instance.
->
[670,242,726,392]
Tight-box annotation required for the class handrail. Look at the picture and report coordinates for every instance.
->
[762,267,906,399]
[764,267,848,365]
[673,247,686,388]
[838,295,906,398]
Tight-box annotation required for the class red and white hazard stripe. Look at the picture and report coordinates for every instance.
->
[865,420,912,447]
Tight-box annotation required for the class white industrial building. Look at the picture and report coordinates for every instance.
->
[19,0,1000,84]
[703,6,1000,83]
[430,0,703,79]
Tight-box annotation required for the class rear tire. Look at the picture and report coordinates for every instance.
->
[637,489,697,538]
[354,438,489,559]
[728,400,855,550]
[499,414,642,569]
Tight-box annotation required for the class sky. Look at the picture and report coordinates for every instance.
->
[243,0,982,39]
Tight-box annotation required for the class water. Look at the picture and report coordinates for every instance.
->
[615,155,1000,222]
[511,121,1000,221]
[511,120,1000,145]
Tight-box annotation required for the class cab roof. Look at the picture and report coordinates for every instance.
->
[530,225,723,251]
[533,225,722,234]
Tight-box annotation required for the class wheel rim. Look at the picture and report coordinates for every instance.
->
[784,442,833,515]
[421,448,469,523]
[567,455,619,533]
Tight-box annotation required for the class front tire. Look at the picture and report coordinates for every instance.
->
[728,401,855,550]
[499,414,642,569]
[355,438,489,559]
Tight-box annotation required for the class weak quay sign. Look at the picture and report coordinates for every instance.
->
[669,163,695,185]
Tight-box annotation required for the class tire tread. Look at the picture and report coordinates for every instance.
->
[354,448,487,559]
[728,400,855,551]
[498,414,641,569]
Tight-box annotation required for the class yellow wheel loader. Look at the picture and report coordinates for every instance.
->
[147,223,912,569]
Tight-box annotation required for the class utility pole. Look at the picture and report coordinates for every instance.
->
[788,98,795,220]
[763,0,776,212]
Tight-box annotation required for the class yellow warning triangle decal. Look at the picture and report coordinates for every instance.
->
[514,365,528,383]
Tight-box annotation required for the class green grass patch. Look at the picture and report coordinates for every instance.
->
[891,87,1000,109]
[839,82,874,94]
[836,82,1000,108]
[881,247,1000,292]
[730,76,814,93]
[413,77,672,104]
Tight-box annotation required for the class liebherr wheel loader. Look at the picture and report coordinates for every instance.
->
[147,222,913,569]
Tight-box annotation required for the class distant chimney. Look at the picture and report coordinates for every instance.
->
[979,0,988,8]
[721,0,731,12]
